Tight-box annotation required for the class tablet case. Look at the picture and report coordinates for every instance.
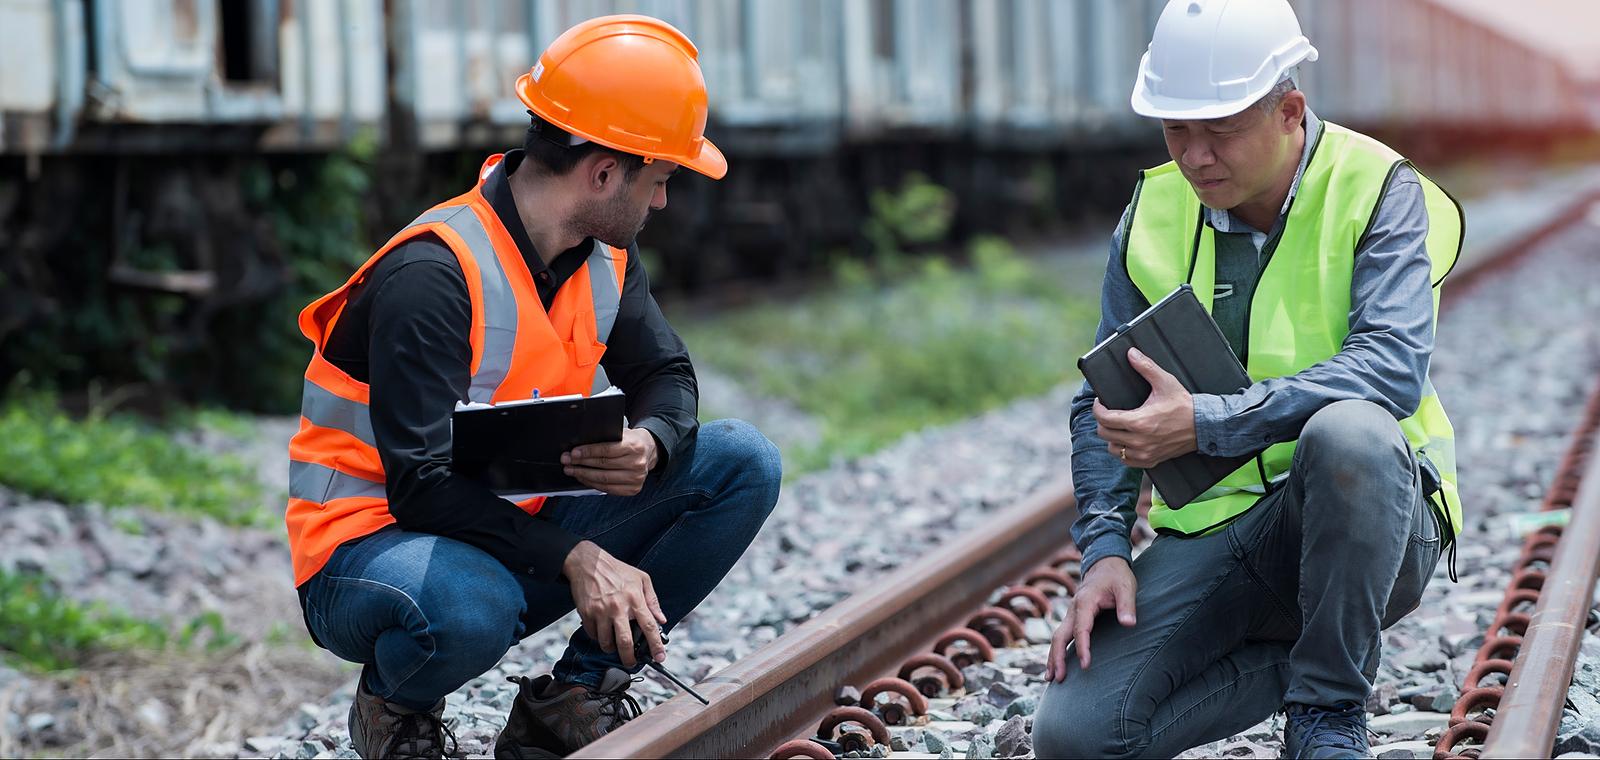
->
[1077,284,1259,509]
[451,392,627,496]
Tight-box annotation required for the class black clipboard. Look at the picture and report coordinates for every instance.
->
[451,389,627,497]
[1077,284,1259,509]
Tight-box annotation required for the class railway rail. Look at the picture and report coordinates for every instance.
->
[568,194,1600,760]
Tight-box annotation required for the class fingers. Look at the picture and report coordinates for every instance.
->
[645,581,667,625]
[563,443,634,467]
[1115,582,1138,627]
[1072,597,1096,670]
[1047,610,1074,683]
[613,616,637,669]
[635,604,666,664]
[596,615,617,658]
[1093,399,1136,432]
[1127,348,1178,391]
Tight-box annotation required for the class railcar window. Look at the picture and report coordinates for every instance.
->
[219,0,278,83]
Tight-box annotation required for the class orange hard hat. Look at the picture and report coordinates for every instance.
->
[516,15,726,180]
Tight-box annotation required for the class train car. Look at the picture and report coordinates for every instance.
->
[0,0,1591,294]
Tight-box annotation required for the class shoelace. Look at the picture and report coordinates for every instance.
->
[387,708,460,759]
[1287,703,1368,750]
[589,678,644,729]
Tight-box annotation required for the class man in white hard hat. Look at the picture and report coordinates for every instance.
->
[1033,0,1464,757]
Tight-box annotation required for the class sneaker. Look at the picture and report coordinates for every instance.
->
[494,668,642,759]
[347,673,456,759]
[1282,702,1371,759]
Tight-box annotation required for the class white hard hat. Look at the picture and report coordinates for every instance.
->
[1131,0,1318,120]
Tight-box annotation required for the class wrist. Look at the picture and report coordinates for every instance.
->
[562,540,599,580]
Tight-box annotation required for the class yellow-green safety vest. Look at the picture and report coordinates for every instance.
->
[1124,121,1464,540]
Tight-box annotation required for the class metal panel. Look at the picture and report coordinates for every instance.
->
[0,0,58,113]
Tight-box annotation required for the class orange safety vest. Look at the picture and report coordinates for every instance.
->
[284,154,628,586]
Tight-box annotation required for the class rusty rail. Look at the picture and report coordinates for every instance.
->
[1435,383,1600,759]
[1443,189,1600,307]
[1481,391,1600,757]
[573,480,1077,759]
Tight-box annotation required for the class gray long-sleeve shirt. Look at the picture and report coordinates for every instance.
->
[1070,110,1439,574]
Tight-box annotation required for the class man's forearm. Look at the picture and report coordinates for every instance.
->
[1069,384,1143,574]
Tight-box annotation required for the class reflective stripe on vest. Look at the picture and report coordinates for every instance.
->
[284,154,629,586]
[1124,122,1464,539]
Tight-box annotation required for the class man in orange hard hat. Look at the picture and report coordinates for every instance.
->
[285,16,780,759]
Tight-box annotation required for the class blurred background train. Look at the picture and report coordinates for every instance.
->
[1,0,1597,403]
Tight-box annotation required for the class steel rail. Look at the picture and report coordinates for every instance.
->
[573,479,1077,759]
[1436,383,1600,760]
[1444,190,1600,305]
[1482,403,1600,757]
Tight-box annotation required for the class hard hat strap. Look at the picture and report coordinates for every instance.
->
[528,113,590,148]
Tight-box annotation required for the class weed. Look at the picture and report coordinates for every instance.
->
[0,572,170,672]
[681,238,1098,474]
[0,393,267,525]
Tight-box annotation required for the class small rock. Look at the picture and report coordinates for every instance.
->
[1390,703,1415,714]
[871,744,890,758]
[1369,711,1448,736]
[962,663,1006,692]
[24,713,54,734]
[890,734,911,752]
[836,685,861,706]
[925,730,950,754]
[994,714,1031,758]
[1023,617,1053,644]
[953,696,1002,726]
[1004,696,1038,718]
[1366,682,1399,715]
[981,682,1023,709]
[1371,740,1436,759]
[966,732,996,759]
[1398,649,1448,674]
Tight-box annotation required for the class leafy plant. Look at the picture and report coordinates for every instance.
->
[0,392,267,524]
[681,238,1099,474]
[0,572,170,671]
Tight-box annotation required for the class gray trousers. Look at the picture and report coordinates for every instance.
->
[1033,400,1444,759]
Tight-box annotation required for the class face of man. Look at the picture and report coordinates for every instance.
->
[1160,92,1303,212]
[573,159,678,249]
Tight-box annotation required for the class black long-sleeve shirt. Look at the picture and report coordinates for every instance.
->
[317,149,699,581]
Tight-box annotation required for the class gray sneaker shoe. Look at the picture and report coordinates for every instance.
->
[347,673,455,759]
[494,668,641,759]
[1282,702,1371,759]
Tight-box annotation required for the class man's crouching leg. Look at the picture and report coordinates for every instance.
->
[1281,399,1442,708]
[496,419,782,756]
[301,527,530,758]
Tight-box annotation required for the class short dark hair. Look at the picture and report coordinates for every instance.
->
[522,115,648,180]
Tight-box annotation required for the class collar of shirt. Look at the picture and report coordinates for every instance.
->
[1206,108,1324,239]
[480,149,595,291]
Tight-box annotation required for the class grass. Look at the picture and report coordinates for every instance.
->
[0,393,268,525]
[0,571,239,672]
[680,237,1102,472]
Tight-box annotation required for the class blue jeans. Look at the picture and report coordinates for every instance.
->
[298,419,782,711]
[1033,401,1444,758]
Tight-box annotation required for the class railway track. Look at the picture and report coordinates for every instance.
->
[568,193,1600,760]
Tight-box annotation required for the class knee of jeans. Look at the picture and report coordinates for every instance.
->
[1299,400,1407,486]
[701,419,783,501]
[1032,680,1138,759]
[427,581,522,672]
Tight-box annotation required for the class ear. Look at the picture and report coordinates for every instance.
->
[581,154,624,195]
[1279,90,1307,133]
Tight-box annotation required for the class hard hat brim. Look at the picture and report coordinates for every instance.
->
[677,137,727,180]
[1130,87,1263,121]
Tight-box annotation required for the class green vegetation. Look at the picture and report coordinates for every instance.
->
[682,235,1100,472]
[0,571,237,672]
[0,393,267,525]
